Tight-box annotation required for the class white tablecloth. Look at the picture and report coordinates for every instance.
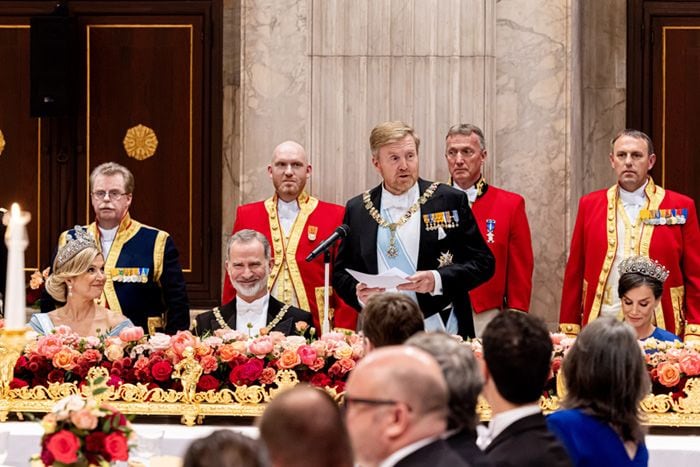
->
[2,422,698,466]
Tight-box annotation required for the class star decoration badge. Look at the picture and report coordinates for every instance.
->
[437,251,453,268]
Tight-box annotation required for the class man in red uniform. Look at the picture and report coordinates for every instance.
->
[223,141,357,333]
[445,124,534,336]
[560,129,700,339]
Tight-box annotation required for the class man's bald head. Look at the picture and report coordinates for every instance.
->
[259,385,352,467]
[344,346,450,466]
[268,140,311,202]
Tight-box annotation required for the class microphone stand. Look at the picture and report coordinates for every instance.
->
[322,250,331,335]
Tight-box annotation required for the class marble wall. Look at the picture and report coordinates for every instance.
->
[222,0,627,328]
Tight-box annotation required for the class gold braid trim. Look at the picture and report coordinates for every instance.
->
[212,304,292,334]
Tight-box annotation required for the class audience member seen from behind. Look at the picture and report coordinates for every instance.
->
[361,292,424,352]
[407,331,490,466]
[258,384,353,467]
[344,346,468,467]
[618,255,680,342]
[183,429,268,467]
[29,226,134,336]
[480,310,571,466]
[547,318,651,466]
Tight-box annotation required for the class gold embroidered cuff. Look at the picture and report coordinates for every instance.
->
[684,323,700,341]
[559,323,581,336]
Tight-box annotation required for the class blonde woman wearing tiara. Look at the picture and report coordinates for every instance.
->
[618,255,680,342]
[28,227,134,336]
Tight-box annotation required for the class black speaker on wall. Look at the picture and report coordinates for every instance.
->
[30,15,78,117]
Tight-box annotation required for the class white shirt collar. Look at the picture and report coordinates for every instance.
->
[619,179,648,207]
[98,225,118,241]
[236,293,270,313]
[277,198,300,236]
[381,182,419,210]
[378,435,440,467]
[485,403,541,445]
[452,181,478,204]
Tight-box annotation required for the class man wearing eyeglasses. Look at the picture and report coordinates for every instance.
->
[344,345,468,467]
[445,124,534,337]
[42,162,189,333]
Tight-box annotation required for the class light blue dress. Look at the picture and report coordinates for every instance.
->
[28,313,135,337]
[547,409,648,467]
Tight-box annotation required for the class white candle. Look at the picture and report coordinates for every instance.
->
[3,203,31,329]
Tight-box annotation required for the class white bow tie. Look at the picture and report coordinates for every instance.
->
[238,305,263,314]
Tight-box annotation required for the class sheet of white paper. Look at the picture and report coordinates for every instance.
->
[346,267,411,289]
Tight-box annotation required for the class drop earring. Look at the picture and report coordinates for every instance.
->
[68,284,73,297]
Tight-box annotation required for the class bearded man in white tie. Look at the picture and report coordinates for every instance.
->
[193,229,313,336]
[333,121,494,339]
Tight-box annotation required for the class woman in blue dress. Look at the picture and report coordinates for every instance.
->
[618,255,680,342]
[28,226,134,337]
[547,318,651,466]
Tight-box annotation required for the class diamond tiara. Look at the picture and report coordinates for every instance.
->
[618,255,670,283]
[55,225,98,268]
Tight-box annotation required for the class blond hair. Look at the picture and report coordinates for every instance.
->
[369,121,420,157]
[46,246,101,302]
[90,162,135,194]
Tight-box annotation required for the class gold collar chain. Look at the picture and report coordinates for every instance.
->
[363,182,440,258]
[213,304,291,333]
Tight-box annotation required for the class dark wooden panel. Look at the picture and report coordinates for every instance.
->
[651,18,700,207]
[82,20,201,279]
[0,23,43,270]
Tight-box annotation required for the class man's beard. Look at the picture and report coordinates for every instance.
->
[233,277,267,298]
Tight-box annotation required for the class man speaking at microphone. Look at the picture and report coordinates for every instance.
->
[224,140,357,334]
[333,121,495,338]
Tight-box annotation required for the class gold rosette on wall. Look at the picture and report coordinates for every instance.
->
[122,124,158,160]
[0,129,6,156]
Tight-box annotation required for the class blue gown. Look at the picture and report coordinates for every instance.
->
[28,313,135,337]
[547,409,648,467]
[642,327,680,342]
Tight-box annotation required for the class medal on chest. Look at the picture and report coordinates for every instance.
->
[486,219,496,243]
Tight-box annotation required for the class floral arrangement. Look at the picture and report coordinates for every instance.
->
[37,392,133,466]
[12,324,364,394]
[26,267,50,308]
[643,338,700,399]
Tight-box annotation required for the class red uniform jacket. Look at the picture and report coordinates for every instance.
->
[223,192,358,333]
[469,183,533,313]
[560,179,700,338]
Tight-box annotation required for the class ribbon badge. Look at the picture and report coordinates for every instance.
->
[308,225,318,241]
[486,219,496,243]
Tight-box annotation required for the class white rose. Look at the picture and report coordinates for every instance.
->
[148,333,172,350]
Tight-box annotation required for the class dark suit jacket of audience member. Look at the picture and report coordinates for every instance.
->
[484,413,572,467]
[394,439,469,467]
[333,179,495,338]
[447,428,492,466]
[193,296,314,337]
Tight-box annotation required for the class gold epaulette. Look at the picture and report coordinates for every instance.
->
[559,323,581,337]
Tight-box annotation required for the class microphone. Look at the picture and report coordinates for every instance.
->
[305,224,350,262]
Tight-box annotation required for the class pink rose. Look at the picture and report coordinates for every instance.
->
[277,349,301,369]
[297,345,318,366]
[679,353,700,376]
[268,331,286,345]
[199,355,218,374]
[259,367,277,385]
[217,344,240,362]
[309,357,326,371]
[249,336,274,356]
[295,321,309,333]
[118,326,145,342]
[171,330,198,357]
[81,348,103,364]
[69,407,98,430]
[37,335,63,359]
[657,362,682,387]
[46,429,81,464]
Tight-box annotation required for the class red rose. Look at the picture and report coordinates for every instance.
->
[10,377,29,389]
[151,360,174,382]
[328,362,344,379]
[108,375,123,387]
[104,432,129,461]
[104,408,129,428]
[333,380,346,393]
[85,431,107,455]
[309,373,331,388]
[14,355,28,371]
[197,374,220,392]
[47,369,65,384]
[229,358,264,385]
[46,429,80,464]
